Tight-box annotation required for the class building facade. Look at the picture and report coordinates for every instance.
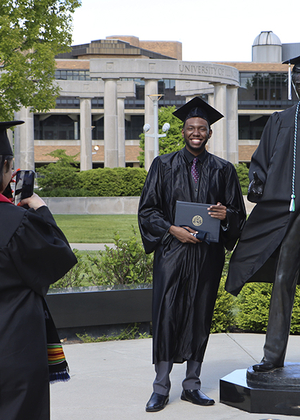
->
[12,32,300,171]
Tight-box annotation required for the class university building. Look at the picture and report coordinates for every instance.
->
[13,32,300,171]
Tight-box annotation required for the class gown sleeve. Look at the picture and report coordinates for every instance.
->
[7,205,77,296]
[247,113,280,202]
[220,162,246,251]
[138,157,172,254]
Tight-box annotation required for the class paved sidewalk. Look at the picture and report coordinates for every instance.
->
[50,333,300,420]
[70,243,115,251]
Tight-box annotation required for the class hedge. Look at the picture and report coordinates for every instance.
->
[37,148,248,197]
[38,167,147,197]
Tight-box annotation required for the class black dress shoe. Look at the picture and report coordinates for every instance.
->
[181,389,215,406]
[252,361,282,372]
[145,392,169,412]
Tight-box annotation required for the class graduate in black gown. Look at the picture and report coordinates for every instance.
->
[138,97,246,412]
[0,121,77,420]
[226,56,300,373]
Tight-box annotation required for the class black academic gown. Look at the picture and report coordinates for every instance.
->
[0,200,77,420]
[226,104,300,296]
[138,149,245,364]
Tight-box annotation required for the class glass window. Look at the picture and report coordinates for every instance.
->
[92,117,104,140]
[34,115,79,140]
[238,115,269,140]
[56,96,80,108]
[125,115,144,139]
[239,72,298,109]
[55,69,91,81]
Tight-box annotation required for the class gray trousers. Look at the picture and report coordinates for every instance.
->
[263,213,300,366]
[153,360,201,396]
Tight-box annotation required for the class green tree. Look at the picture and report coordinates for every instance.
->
[138,105,184,167]
[37,149,80,191]
[0,0,81,120]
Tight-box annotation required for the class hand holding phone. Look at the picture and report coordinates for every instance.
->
[14,170,35,205]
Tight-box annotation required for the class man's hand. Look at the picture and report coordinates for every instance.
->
[169,225,201,244]
[208,202,227,220]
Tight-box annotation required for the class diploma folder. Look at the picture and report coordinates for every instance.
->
[174,201,220,243]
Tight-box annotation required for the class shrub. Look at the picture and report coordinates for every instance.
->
[85,228,153,286]
[36,148,148,197]
[211,275,235,333]
[78,167,147,197]
[235,282,272,332]
[37,149,80,191]
[235,163,249,195]
[53,228,153,289]
[290,286,300,334]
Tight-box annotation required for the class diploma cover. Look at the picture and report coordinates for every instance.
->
[174,201,220,243]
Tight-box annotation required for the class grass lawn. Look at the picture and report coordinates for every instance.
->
[53,214,140,243]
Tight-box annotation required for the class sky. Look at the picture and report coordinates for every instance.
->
[71,0,300,63]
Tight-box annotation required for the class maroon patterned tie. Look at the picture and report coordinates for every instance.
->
[191,157,199,183]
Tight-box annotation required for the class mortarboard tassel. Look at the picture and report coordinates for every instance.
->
[290,101,300,212]
[290,194,296,212]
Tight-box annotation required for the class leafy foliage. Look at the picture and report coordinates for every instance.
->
[86,228,153,286]
[211,275,235,333]
[53,227,153,288]
[138,105,184,167]
[0,0,81,120]
[76,324,151,342]
[235,163,249,195]
[235,282,300,335]
[78,167,147,197]
[37,149,80,191]
[235,283,271,332]
[37,151,147,196]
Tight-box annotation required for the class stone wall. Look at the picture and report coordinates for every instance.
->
[43,196,254,215]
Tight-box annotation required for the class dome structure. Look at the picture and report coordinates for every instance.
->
[253,31,282,47]
[252,31,282,62]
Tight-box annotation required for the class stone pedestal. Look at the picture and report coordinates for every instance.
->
[220,364,300,416]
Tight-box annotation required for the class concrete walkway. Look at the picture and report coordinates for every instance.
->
[50,333,300,420]
[70,243,114,251]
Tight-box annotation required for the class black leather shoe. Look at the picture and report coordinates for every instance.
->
[145,392,169,412]
[252,361,282,372]
[181,389,215,406]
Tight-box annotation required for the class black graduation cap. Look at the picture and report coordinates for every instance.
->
[283,55,300,73]
[173,97,223,126]
[0,121,24,155]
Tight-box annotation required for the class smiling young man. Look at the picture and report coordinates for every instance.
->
[138,97,246,412]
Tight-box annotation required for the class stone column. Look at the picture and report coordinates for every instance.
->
[14,107,34,170]
[104,79,118,168]
[80,98,92,171]
[144,79,158,171]
[117,97,125,167]
[226,86,239,164]
[213,84,227,160]
[207,93,215,154]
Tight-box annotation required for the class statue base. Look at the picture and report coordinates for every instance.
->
[220,363,300,416]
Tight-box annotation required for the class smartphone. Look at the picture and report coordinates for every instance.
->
[14,170,35,205]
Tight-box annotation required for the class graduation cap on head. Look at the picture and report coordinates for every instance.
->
[173,96,223,126]
[0,121,24,156]
[283,55,300,73]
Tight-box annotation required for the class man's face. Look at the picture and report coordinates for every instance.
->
[182,117,212,156]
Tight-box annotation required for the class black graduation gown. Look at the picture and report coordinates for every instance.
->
[138,149,246,364]
[226,104,300,296]
[0,201,77,420]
